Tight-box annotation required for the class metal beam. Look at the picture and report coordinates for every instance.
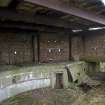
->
[25,0,105,25]
[0,10,86,29]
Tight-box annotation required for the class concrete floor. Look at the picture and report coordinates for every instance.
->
[0,87,83,105]
[1,83,105,105]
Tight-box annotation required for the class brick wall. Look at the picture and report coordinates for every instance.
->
[84,34,105,61]
[0,32,70,64]
[2,31,104,64]
[71,36,84,61]
[71,34,105,62]
[40,32,70,62]
[0,32,34,64]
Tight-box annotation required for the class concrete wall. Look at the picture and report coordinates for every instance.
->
[67,61,100,86]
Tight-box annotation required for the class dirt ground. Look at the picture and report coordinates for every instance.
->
[1,84,105,105]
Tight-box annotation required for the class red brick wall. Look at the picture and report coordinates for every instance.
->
[0,32,33,64]
[40,33,70,62]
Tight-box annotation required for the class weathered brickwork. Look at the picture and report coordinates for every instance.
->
[84,34,105,61]
[71,34,105,62]
[0,32,33,64]
[71,36,84,61]
[39,33,70,62]
[1,31,104,64]
[0,32,70,64]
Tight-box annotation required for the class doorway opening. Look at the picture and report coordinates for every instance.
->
[55,73,64,89]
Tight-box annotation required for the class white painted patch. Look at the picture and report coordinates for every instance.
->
[14,51,17,55]
[0,79,50,102]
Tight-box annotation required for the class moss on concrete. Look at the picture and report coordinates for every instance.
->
[100,62,105,72]
[1,84,105,105]
[0,88,82,105]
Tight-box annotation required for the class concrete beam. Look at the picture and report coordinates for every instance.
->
[0,10,85,29]
[0,20,71,33]
[25,0,105,25]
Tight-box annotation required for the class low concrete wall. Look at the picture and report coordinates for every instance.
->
[0,72,51,102]
[0,62,100,102]
[0,79,50,102]
[0,64,68,102]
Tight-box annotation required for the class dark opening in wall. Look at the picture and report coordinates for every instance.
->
[55,73,64,89]
[12,76,16,84]
[74,79,78,84]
